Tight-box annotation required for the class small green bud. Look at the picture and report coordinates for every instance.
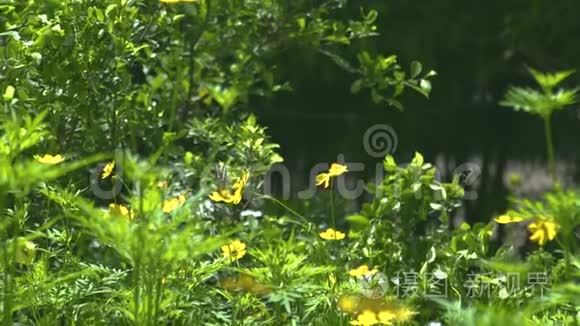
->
[14,237,36,265]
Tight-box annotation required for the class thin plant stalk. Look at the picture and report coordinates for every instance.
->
[330,183,336,228]
[543,114,556,181]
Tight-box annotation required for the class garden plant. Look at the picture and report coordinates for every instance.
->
[0,0,579,325]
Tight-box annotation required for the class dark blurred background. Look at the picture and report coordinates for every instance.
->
[251,0,580,223]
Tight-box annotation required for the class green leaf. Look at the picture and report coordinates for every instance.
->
[386,98,404,111]
[210,86,239,111]
[371,88,383,104]
[270,154,284,164]
[412,152,424,166]
[500,86,577,117]
[419,79,432,96]
[3,85,15,101]
[346,214,370,226]
[350,79,363,93]
[384,155,397,171]
[426,246,436,263]
[411,182,422,192]
[410,61,422,78]
[430,203,443,210]
[480,260,530,274]
[425,70,437,77]
[297,17,306,31]
[528,67,575,93]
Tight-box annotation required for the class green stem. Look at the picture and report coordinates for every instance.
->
[1,192,12,326]
[330,183,335,228]
[2,235,11,326]
[555,238,571,273]
[543,115,556,182]
[254,193,309,226]
[254,193,320,238]
[133,183,145,326]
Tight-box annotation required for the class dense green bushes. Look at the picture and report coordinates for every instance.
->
[1,1,579,325]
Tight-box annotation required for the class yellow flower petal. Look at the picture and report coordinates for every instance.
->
[329,163,348,176]
[233,171,250,189]
[337,295,360,313]
[315,173,331,188]
[315,163,348,188]
[108,204,135,219]
[162,194,186,213]
[319,228,346,240]
[378,310,396,324]
[34,154,65,165]
[101,161,115,179]
[529,229,546,246]
[349,264,378,278]
[545,222,557,240]
[494,214,523,224]
[528,219,558,246]
[231,186,243,204]
[209,189,234,203]
[210,171,249,205]
[350,310,379,326]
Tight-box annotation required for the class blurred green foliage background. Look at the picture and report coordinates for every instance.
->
[252,0,580,221]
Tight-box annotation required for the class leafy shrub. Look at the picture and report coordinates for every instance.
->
[0,1,578,325]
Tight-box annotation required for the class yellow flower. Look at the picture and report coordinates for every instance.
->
[337,295,361,313]
[394,306,417,323]
[108,204,135,219]
[494,214,523,224]
[319,228,346,240]
[377,310,396,324]
[221,240,247,261]
[101,161,115,179]
[209,171,249,205]
[528,218,558,246]
[350,310,379,326]
[315,163,348,188]
[34,154,65,165]
[349,264,378,278]
[162,194,186,213]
